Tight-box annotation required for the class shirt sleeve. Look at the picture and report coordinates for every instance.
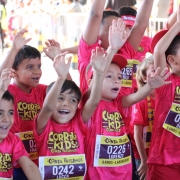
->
[133,101,146,125]
[78,37,99,93]
[12,135,29,167]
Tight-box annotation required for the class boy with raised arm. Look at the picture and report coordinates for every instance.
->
[0,68,41,180]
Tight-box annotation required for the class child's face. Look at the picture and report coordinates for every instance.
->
[101,63,122,101]
[145,63,155,80]
[99,16,119,49]
[52,89,78,124]
[0,99,14,143]
[15,58,42,92]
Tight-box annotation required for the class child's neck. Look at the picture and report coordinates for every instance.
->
[13,80,33,94]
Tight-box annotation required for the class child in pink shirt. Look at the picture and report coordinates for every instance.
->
[0,68,41,180]
[130,55,155,180]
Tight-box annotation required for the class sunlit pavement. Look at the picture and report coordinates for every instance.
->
[0,49,80,87]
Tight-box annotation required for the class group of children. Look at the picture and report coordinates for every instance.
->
[0,0,180,180]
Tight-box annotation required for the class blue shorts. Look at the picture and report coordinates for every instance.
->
[13,167,28,180]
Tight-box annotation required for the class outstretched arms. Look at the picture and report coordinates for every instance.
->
[0,30,31,75]
[36,53,71,134]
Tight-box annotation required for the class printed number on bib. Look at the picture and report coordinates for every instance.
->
[163,103,180,137]
[94,134,131,167]
[16,131,38,160]
[39,154,86,180]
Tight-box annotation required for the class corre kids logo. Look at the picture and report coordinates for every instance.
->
[102,110,124,132]
[17,102,41,120]
[47,132,79,153]
[0,153,12,172]
[137,46,144,52]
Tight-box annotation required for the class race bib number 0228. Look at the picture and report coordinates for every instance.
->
[39,154,86,180]
[94,134,131,167]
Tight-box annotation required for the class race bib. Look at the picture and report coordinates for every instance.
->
[121,60,133,88]
[94,134,131,167]
[39,154,86,180]
[16,131,38,160]
[132,60,140,79]
[163,103,180,137]
[143,126,151,148]
[0,178,12,180]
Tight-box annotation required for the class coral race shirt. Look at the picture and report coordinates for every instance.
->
[33,109,87,156]
[148,74,180,165]
[8,84,47,133]
[84,96,132,180]
[131,97,155,159]
[0,133,29,178]
[78,37,136,94]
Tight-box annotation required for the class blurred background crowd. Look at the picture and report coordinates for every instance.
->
[0,0,174,52]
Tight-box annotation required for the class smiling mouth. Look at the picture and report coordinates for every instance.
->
[0,126,9,130]
[32,77,39,81]
[58,110,70,115]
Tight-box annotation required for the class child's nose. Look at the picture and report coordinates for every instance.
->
[62,100,69,106]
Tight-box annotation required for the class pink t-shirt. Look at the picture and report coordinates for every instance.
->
[0,133,29,178]
[84,96,132,180]
[8,84,47,133]
[33,109,87,156]
[148,74,180,165]
[78,37,136,94]
[130,98,155,159]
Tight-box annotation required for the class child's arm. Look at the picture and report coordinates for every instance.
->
[83,0,106,45]
[134,125,148,180]
[0,68,15,98]
[18,156,41,180]
[36,53,71,134]
[154,7,180,70]
[82,47,108,122]
[43,40,72,80]
[0,29,31,75]
[122,67,171,107]
[128,0,154,51]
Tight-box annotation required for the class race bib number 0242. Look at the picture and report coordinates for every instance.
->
[39,154,86,180]
[94,134,131,167]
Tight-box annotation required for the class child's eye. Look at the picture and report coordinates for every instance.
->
[118,76,122,80]
[27,65,33,69]
[8,111,14,116]
[70,99,77,103]
[58,97,63,100]
[106,75,112,78]
[38,64,41,69]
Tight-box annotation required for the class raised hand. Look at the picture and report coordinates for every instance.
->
[108,18,130,51]
[53,53,71,80]
[0,68,15,92]
[90,47,107,74]
[147,67,171,89]
[137,161,148,180]
[12,29,31,50]
[43,39,61,60]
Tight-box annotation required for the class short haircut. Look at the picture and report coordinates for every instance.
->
[2,90,14,104]
[46,80,81,103]
[165,35,180,68]
[118,6,137,17]
[101,10,119,24]
[136,55,154,89]
[12,45,41,70]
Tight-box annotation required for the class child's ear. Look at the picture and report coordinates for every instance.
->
[167,55,176,65]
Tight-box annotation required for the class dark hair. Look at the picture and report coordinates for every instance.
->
[2,90,14,104]
[46,80,81,103]
[165,35,180,68]
[12,45,41,70]
[101,10,119,24]
[118,6,137,17]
